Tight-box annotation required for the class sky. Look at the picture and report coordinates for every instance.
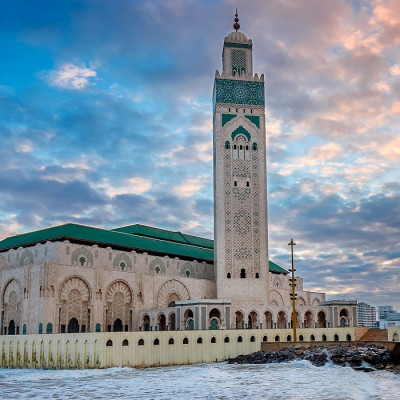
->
[0,0,399,312]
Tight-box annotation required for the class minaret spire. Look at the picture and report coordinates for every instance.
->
[233,8,240,31]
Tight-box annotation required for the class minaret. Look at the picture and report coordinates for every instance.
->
[213,11,269,303]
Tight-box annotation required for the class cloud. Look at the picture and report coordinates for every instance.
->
[14,139,34,153]
[100,177,152,197]
[45,63,97,89]
[1,0,400,311]
[174,177,206,198]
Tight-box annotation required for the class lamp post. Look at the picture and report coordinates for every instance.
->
[288,239,297,342]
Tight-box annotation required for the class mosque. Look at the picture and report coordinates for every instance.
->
[0,14,357,337]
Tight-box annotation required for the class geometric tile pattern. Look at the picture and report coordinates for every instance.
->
[215,79,264,106]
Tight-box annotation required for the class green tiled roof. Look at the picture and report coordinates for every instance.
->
[113,224,213,249]
[268,260,288,274]
[0,223,214,262]
[0,222,288,273]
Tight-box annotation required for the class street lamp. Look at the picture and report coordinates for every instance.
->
[288,239,297,342]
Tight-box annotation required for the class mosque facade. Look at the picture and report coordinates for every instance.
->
[0,17,357,337]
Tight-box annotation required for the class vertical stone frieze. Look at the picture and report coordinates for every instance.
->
[231,156,253,277]
[252,147,260,275]
[224,149,232,275]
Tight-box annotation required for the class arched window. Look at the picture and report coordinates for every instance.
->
[252,143,258,151]
[38,323,43,334]
[96,323,101,332]
[106,339,113,347]
[322,334,327,342]
[22,324,27,335]
[153,338,160,345]
[310,335,315,341]
[79,256,86,266]
[263,335,267,342]
[168,338,174,345]
[120,262,126,271]
[246,181,249,187]
[225,141,230,149]
[275,335,280,342]
[46,323,53,334]
[255,273,259,278]
[299,335,304,341]
[138,338,145,346]
[224,336,230,343]
[234,181,237,187]
[250,336,255,343]
[183,338,189,345]
[197,337,203,344]
[185,270,190,277]
[334,334,339,342]
[346,334,351,341]
[240,269,246,278]
[211,337,216,344]
[122,339,129,346]
[237,336,243,343]
[227,273,231,279]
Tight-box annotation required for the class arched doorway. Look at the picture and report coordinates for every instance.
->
[113,318,123,332]
[277,311,286,329]
[8,320,15,335]
[290,311,301,328]
[168,313,176,331]
[248,311,258,329]
[158,314,166,331]
[210,319,219,330]
[209,308,220,330]
[340,309,348,327]
[143,314,150,331]
[235,311,244,329]
[264,311,273,329]
[393,333,399,342]
[304,311,313,328]
[68,318,79,333]
[184,309,194,330]
[317,311,326,328]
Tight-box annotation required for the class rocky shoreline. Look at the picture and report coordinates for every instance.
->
[228,344,400,372]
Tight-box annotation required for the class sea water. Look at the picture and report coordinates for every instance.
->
[0,361,399,399]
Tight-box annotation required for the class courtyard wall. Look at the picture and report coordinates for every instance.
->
[0,327,355,369]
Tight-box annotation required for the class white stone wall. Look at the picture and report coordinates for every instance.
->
[0,241,215,334]
[0,328,357,369]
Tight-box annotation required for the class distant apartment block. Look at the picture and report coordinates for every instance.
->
[357,302,377,328]
[378,305,400,328]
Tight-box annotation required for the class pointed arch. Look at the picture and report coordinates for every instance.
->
[59,276,91,303]
[105,280,133,305]
[157,279,190,308]
[269,289,284,306]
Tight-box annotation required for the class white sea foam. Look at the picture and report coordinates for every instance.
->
[0,362,399,399]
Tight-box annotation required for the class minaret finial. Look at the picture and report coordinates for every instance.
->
[233,8,240,31]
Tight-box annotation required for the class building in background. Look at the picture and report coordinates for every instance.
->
[357,302,377,328]
[378,305,400,329]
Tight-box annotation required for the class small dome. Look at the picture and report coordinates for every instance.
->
[226,31,249,42]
